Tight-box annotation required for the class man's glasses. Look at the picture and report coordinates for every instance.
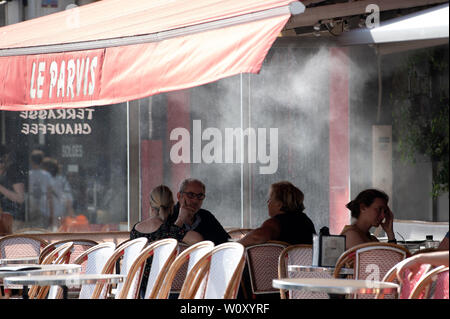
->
[181,191,206,200]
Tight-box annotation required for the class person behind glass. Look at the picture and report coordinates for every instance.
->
[42,157,75,225]
[239,181,316,247]
[28,149,54,229]
[168,178,231,245]
[0,145,25,234]
[341,189,396,250]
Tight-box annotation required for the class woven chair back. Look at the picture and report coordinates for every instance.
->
[245,241,288,296]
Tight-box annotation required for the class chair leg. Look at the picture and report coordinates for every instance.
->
[239,278,249,299]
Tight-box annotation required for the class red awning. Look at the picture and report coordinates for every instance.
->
[0,0,304,111]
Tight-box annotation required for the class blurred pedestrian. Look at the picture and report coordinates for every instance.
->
[28,149,54,229]
[42,157,74,226]
[0,145,25,234]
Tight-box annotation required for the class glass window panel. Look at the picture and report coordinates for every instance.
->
[0,104,128,233]
[249,47,330,230]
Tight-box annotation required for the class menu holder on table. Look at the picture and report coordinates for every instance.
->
[312,234,346,267]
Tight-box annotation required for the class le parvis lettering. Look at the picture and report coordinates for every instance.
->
[29,56,98,100]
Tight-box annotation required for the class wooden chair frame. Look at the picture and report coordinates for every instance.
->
[73,242,116,265]
[39,239,98,263]
[333,242,411,278]
[278,244,312,299]
[116,238,178,299]
[375,260,432,299]
[90,237,148,299]
[179,242,246,299]
[48,242,117,299]
[156,241,214,299]
[410,265,448,299]
[29,241,74,299]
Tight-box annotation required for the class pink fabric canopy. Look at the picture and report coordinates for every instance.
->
[0,0,302,110]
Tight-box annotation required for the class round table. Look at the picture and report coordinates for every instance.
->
[4,274,125,299]
[0,257,40,265]
[0,264,81,279]
[288,265,354,276]
[0,264,82,298]
[273,278,400,296]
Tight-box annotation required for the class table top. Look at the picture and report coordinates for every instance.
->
[273,278,400,295]
[4,274,125,288]
[0,257,40,265]
[288,265,354,275]
[0,264,81,278]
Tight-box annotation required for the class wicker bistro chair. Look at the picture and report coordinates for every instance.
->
[410,266,449,299]
[0,234,48,295]
[244,241,289,298]
[334,242,410,299]
[116,238,178,299]
[47,242,116,299]
[278,244,330,299]
[0,234,48,259]
[376,259,432,299]
[157,241,215,299]
[39,239,98,265]
[29,241,74,299]
[164,242,190,296]
[179,242,246,299]
[90,237,148,299]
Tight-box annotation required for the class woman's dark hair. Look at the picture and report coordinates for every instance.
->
[346,189,389,219]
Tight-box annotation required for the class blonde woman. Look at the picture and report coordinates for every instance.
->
[239,181,316,247]
[130,185,203,244]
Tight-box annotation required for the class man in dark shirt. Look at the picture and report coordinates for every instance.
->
[168,178,230,245]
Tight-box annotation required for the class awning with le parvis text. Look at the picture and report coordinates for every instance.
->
[0,0,304,111]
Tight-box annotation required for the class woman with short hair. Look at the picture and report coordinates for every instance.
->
[239,181,316,247]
